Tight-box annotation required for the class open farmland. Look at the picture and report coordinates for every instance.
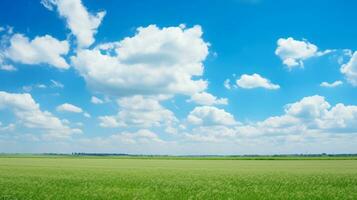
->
[0,156,357,200]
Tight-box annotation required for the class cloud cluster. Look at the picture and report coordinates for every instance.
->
[71,25,209,97]
[99,95,177,128]
[0,91,80,138]
[183,95,357,143]
[187,106,237,126]
[5,34,69,69]
[260,95,357,133]
[188,92,228,106]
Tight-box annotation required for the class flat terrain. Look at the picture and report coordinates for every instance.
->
[0,157,357,200]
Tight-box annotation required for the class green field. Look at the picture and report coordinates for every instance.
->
[1,157,357,200]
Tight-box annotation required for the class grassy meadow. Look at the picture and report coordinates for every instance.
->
[0,156,357,199]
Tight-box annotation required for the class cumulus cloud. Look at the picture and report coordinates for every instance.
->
[183,95,357,143]
[56,103,83,113]
[275,37,330,69]
[260,95,357,133]
[341,51,357,86]
[41,0,106,48]
[261,95,357,137]
[0,91,79,138]
[236,73,280,90]
[285,95,330,120]
[187,106,237,126]
[71,25,209,97]
[5,34,69,69]
[182,106,241,143]
[98,116,120,128]
[188,92,228,106]
[99,95,177,128]
[320,80,343,88]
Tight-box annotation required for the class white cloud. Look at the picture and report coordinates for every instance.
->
[275,37,329,69]
[0,91,78,138]
[223,79,232,89]
[319,103,357,131]
[0,64,16,71]
[71,25,209,97]
[188,92,228,106]
[320,80,343,88]
[98,116,120,128]
[5,34,69,69]
[56,103,90,118]
[91,96,104,104]
[236,73,280,90]
[341,51,357,86]
[99,95,177,128]
[42,0,106,48]
[285,95,330,120]
[187,106,237,126]
[261,95,357,133]
[182,95,357,144]
[56,103,83,113]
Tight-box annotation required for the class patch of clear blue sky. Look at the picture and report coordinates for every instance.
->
[0,0,357,137]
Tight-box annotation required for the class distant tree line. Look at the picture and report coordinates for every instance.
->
[42,153,357,157]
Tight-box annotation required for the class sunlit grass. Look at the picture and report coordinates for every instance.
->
[0,157,357,199]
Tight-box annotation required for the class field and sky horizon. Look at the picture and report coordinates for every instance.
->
[1,0,357,199]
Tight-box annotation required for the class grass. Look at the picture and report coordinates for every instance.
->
[0,156,357,199]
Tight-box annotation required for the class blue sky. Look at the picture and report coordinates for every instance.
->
[0,0,357,154]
